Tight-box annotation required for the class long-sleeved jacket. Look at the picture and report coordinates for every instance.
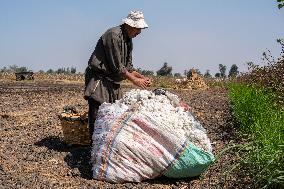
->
[84,25,134,102]
[86,25,134,85]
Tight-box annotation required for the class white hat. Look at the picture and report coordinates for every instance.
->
[122,10,149,29]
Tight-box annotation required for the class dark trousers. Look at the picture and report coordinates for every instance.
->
[86,79,122,143]
[88,98,100,139]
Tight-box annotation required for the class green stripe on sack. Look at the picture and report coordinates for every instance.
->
[163,143,215,178]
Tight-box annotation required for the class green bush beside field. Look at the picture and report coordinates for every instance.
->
[229,84,284,188]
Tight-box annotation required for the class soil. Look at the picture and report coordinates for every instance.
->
[0,80,250,189]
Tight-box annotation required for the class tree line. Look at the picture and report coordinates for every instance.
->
[0,63,240,78]
[137,62,240,79]
[45,67,77,74]
[0,65,77,74]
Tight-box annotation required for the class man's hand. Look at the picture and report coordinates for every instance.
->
[144,76,150,80]
[132,71,152,85]
[144,77,152,86]
[133,78,151,89]
[124,70,151,89]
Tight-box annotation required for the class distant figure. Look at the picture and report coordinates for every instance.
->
[84,10,151,141]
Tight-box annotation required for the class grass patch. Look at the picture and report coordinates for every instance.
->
[228,84,284,188]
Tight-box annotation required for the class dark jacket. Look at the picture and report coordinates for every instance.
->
[84,25,134,102]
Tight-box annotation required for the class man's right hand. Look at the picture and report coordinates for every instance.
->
[124,70,151,89]
[133,78,151,89]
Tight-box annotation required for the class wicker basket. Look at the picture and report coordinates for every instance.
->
[59,112,91,145]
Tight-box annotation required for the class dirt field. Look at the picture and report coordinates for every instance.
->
[0,80,248,189]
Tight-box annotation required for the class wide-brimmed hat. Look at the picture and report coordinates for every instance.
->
[122,10,149,29]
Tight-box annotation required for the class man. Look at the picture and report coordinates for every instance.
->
[84,10,151,139]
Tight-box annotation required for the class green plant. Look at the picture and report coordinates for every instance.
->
[228,84,284,188]
[278,0,284,9]
[241,39,284,99]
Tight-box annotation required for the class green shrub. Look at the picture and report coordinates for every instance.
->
[229,84,284,188]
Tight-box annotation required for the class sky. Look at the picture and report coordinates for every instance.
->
[0,0,283,75]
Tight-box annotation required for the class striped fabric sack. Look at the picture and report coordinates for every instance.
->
[91,89,214,183]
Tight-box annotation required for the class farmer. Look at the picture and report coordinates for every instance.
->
[84,10,151,141]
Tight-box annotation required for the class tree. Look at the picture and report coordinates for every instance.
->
[56,68,64,74]
[46,69,54,74]
[228,64,239,78]
[195,69,202,76]
[278,0,284,9]
[9,65,19,72]
[0,66,9,73]
[8,65,29,73]
[219,64,227,78]
[141,70,154,76]
[137,68,154,76]
[174,73,181,77]
[156,62,172,76]
[215,73,221,78]
[184,70,187,77]
[55,67,77,74]
[71,67,76,74]
[18,67,29,72]
[204,70,212,78]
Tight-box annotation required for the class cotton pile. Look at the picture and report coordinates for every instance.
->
[119,89,212,153]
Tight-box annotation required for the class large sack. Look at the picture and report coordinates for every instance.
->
[91,89,214,183]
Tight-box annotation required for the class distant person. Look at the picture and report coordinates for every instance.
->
[84,10,151,141]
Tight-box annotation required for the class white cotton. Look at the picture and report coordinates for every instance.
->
[113,89,213,153]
